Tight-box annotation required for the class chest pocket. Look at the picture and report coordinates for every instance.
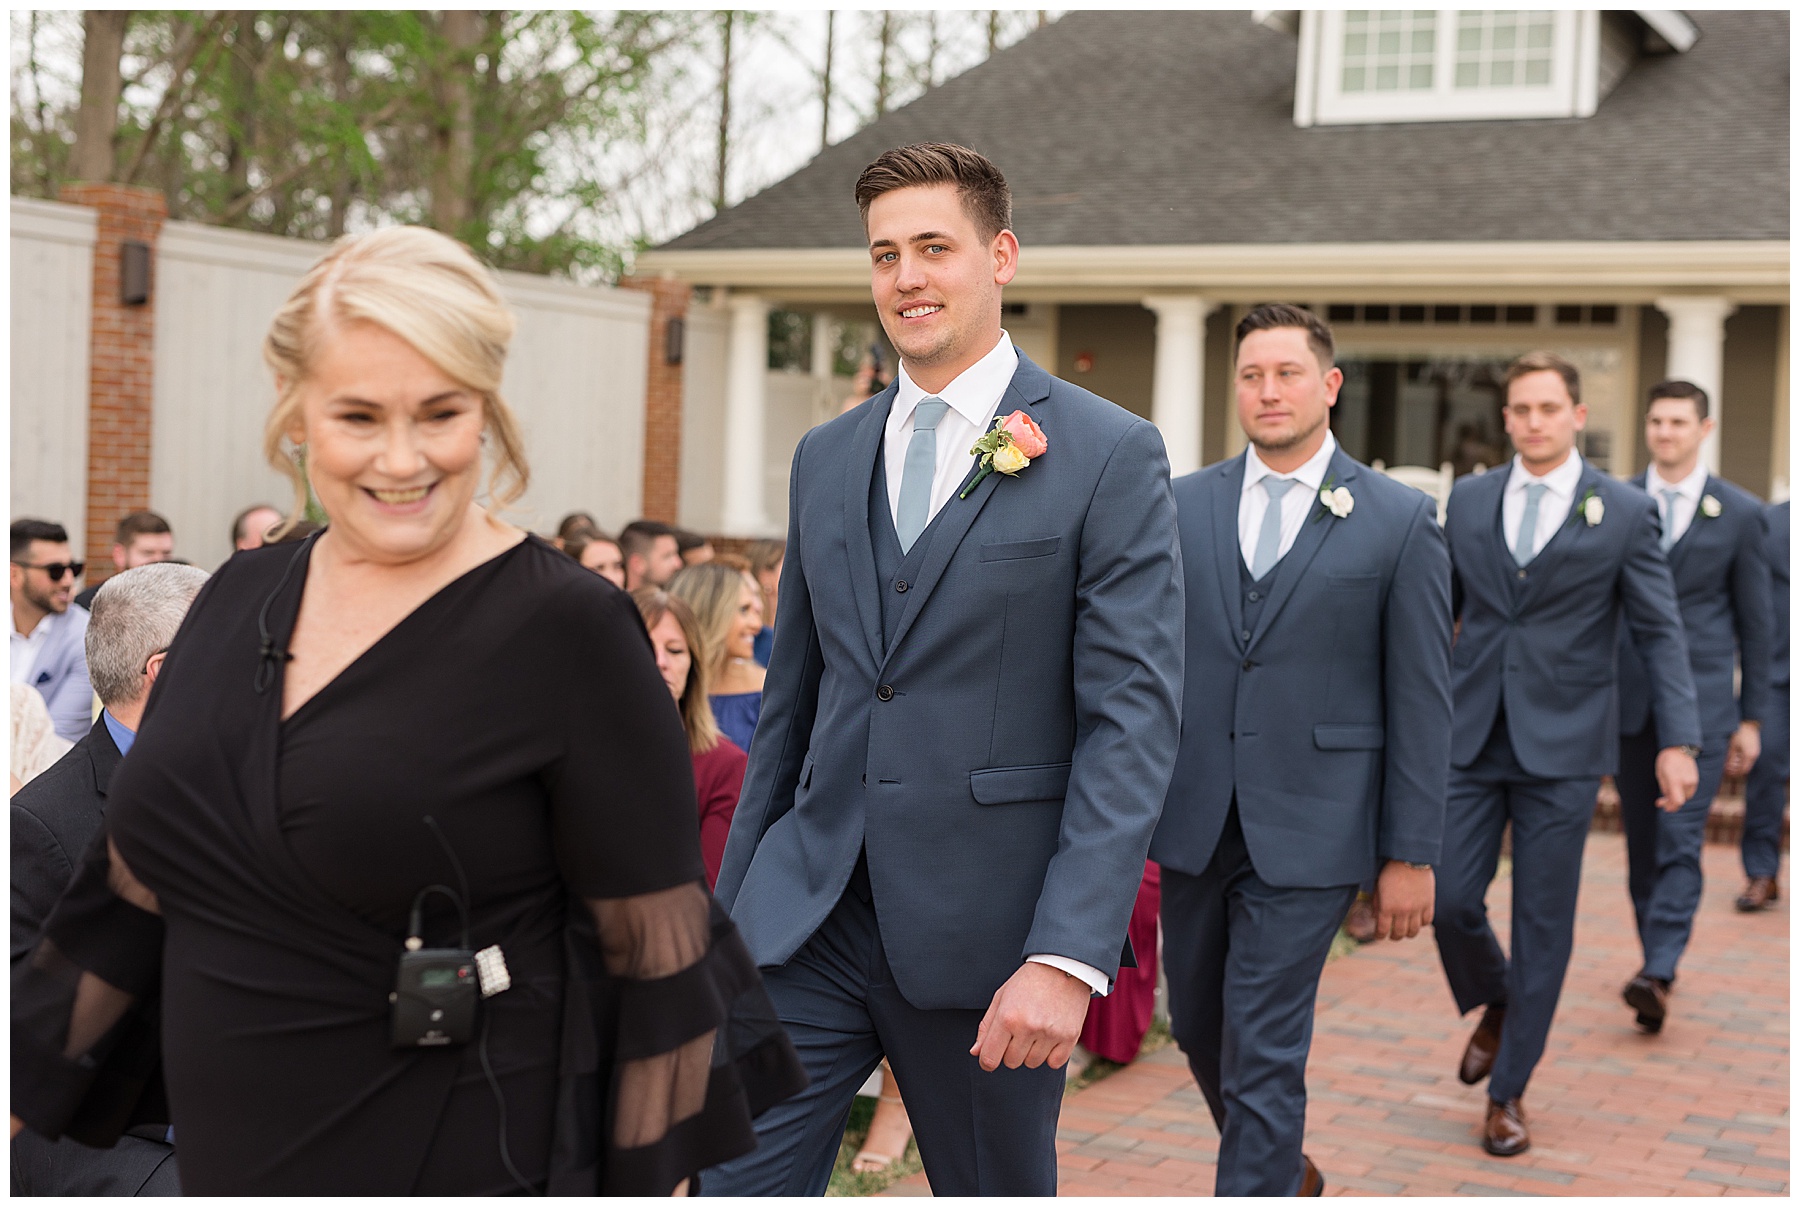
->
[980,536,1061,562]
[978,536,1061,591]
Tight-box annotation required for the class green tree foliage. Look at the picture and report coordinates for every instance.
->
[12,10,697,279]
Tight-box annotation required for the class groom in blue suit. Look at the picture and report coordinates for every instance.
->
[1435,352,1701,1158]
[704,144,1184,1196]
[1614,380,1772,1030]
[1153,305,1452,1196]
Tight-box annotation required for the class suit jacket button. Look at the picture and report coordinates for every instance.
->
[1242,658,1254,671]
[895,579,908,593]
[876,684,894,702]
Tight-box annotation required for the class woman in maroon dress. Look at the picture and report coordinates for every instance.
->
[634,587,747,889]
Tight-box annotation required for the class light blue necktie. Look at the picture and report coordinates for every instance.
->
[1513,482,1549,566]
[895,398,949,554]
[1659,488,1681,552]
[1250,477,1296,579]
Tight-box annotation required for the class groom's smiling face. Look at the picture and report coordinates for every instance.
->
[867,183,1018,389]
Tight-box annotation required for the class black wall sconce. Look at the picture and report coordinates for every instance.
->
[120,240,151,306]
[664,315,685,366]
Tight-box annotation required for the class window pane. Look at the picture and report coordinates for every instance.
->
[1375,64,1399,90]
[1409,63,1433,88]
[1343,65,1367,91]
[1524,58,1550,85]
[1455,61,1480,87]
[1491,60,1514,86]
[1455,10,1554,90]
[1341,8,1437,94]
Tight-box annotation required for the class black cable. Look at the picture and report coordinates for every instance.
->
[479,1010,538,1195]
[253,530,318,695]
[426,816,535,1194]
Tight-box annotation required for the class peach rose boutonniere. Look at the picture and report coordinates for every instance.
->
[961,410,1047,499]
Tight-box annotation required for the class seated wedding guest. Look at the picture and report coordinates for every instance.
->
[230,503,284,553]
[75,511,175,611]
[668,562,766,755]
[620,519,683,590]
[676,529,716,567]
[744,538,785,668]
[11,225,802,1195]
[632,587,745,889]
[12,562,207,1196]
[10,683,70,791]
[553,510,599,550]
[566,531,626,589]
[11,518,93,743]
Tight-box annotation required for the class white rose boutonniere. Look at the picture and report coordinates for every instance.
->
[1581,489,1604,527]
[1313,475,1354,522]
[1701,494,1722,519]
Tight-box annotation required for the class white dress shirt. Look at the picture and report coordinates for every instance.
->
[1645,461,1708,548]
[1238,430,1340,572]
[10,613,51,685]
[883,331,1109,997]
[885,331,1018,530]
[1502,449,1585,559]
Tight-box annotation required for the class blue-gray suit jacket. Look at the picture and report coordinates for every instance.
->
[1766,501,1789,689]
[1150,447,1452,887]
[1445,460,1700,779]
[22,606,92,744]
[1617,474,1773,741]
[714,352,1185,1011]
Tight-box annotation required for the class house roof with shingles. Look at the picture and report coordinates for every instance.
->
[660,9,1787,252]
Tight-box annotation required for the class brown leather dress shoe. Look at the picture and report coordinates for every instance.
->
[1343,895,1380,944]
[1623,974,1670,1033]
[1458,1003,1507,1085]
[1300,1154,1324,1196]
[1482,1097,1530,1157]
[1737,876,1780,912]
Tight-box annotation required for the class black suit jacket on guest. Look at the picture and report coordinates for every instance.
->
[1617,474,1773,740]
[11,717,180,1196]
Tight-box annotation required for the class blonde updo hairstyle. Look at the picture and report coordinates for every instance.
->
[261,226,529,534]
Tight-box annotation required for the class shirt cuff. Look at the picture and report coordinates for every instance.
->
[1027,954,1111,997]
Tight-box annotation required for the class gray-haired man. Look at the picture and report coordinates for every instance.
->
[12,561,209,1195]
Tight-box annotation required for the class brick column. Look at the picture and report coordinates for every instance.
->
[621,275,691,524]
[60,183,165,582]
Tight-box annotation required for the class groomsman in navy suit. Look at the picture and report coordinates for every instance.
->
[1737,499,1788,911]
[1614,380,1772,1029]
[1435,352,1700,1157]
[1153,304,1453,1196]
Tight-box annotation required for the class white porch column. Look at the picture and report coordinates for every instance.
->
[1655,296,1736,474]
[723,293,772,535]
[1142,295,1216,478]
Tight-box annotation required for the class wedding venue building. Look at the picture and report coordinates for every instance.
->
[638,9,1789,539]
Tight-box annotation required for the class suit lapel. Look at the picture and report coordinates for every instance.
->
[1211,455,1247,648]
[1515,460,1605,612]
[1247,448,1357,651]
[1469,468,1515,605]
[881,353,1053,662]
[1665,475,1714,575]
[843,383,897,667]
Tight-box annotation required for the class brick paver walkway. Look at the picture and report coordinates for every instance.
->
[884,832,1788,1196]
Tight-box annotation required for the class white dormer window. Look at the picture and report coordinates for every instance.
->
[1295,9,1624,126]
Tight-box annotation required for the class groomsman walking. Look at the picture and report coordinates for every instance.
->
[1738,499,1789,911]
[1614,380,1772,1029]
[1435,352,1700,1157]
[1153,304,1453,1196]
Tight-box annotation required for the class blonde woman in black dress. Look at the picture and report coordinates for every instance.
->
[12,226,800,1194]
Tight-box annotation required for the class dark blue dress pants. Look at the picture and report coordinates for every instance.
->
[1160,805,1358,1196]
[1615,727,1730,981]
[1434,714,1600,1104]
[699,875,1063,1196]
[1741,685,1790,881]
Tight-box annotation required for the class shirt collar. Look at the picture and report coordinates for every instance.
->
[1244,429,1338,494]
[1506,449,1584,499]
[12,611,53,641]
[893,330,1019,430]
[102,708,136,757]
[1646,461,1708,501]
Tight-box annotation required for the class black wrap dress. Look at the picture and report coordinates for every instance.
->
[12,534,803,1194]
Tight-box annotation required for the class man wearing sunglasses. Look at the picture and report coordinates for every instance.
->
[10,519,93,742]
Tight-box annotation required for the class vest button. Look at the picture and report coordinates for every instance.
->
[876,684,894,702]
[1241,629,1251,642]
[1517,568,1528,579]
[895,579,908,593]
[1247,591,1260,602]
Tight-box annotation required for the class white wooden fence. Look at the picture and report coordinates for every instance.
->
[11,199,97,551]
[13,199,652,568]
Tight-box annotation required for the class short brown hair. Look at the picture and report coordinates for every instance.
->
[114,510,171,547]
[1647,379,1709,420]
[1234,303,1335,369]
[855,143,1012,241]
[1503,351,1581,407]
